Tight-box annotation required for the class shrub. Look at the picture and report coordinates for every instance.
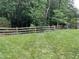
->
[0,17,10,27]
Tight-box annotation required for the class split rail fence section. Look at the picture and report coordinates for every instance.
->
[0,26,56,35]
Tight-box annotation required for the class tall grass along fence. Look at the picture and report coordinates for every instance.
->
[0,26,56,35]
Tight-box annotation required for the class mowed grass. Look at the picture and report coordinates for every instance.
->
[0,30,79,59]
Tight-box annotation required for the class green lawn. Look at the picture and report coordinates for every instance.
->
[0,30,79,59]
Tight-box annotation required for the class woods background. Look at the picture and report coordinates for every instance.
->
[0,0,78,28]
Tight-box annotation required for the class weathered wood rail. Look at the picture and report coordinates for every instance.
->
[0,26,56,35]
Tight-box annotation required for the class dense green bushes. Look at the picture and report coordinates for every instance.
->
[0,17,10,27]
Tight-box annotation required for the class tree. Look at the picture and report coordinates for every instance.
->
[0,0,32,27]
[30,0,47,26]
[44,0,77,28]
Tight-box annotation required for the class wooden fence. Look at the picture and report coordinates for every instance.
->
[0,26,56,35]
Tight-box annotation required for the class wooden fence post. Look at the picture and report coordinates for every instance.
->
[16,27,18,34]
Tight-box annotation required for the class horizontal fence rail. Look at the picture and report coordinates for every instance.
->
[0,26,56,35]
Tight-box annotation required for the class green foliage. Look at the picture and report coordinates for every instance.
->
[0,0,77,27]
[0,17,10,27]
[0,0,32,27]
[30,0,47,26]
[46,0,77,26]
[53,10,67,24]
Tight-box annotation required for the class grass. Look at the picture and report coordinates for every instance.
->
[0,29,79,59]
